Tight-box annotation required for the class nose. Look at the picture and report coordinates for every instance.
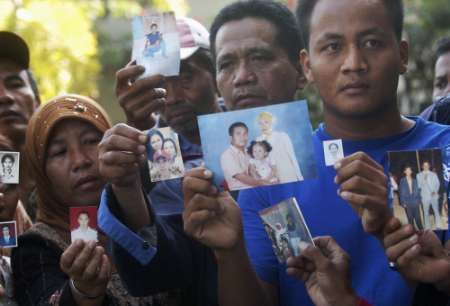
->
[70,146,93,172]
[232,61,257,87]
[341,46,368,74]
[164,78,184,105]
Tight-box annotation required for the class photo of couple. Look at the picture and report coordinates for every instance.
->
[198,101,317,191]
[147,127,185,182]
[388,148,448,230]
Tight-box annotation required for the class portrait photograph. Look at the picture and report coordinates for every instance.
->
[259,197,314,263]
[147,127,185,182]
[70,206,98,243]
[198,100,317,191]
[132,11,180,77]
[388,148,448,231]
[0,221,17,248]
[0,151,19,185]
[323,139,344,166]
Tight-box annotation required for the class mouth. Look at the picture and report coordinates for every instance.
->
[166,109,196,126]
[340,82,370,95]
[0,110,26,123]
[74,175,102,191]
[234,95,266,109]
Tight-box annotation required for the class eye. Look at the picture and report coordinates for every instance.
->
[363,39,382,49]
[323,42,340,53]
[435,78,447,90]
[48,147,66,158]
[218,61,231,71]
[5,76,25,89]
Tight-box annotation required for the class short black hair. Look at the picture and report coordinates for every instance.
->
[247,140,272,158]
[296,0,404,49]
[228,122,248,136]
[26,69,41,104]
[78,211,89,217]
[436,37,450,59]
[1,154,14,164]
[210,0,303,63]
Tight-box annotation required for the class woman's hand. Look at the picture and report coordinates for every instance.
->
[60,240,111,300]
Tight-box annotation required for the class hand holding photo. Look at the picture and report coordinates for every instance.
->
[132,11,180,77]
[388,148,448,231]
[70,206,98,243]
[0,221,17,248]
[0,151,19,184]
[147,127,185,182]
[198,100,317,191]
[323,139,344,166]
[259,197,314,263]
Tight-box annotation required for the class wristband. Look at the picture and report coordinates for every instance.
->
[69,279,101,300]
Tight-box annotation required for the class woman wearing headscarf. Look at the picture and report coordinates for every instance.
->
[12,94,179,306]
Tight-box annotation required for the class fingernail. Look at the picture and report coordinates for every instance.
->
[138,66,145,72]
[340,191,349,200]
[409,234,418,243]
[138,134,148,143]
[336,188,341,196]
[334,176,338,184]
[334,162,342,170]
[204,170,212,178]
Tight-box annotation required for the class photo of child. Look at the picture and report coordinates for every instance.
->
[198,100,316,191]
[147,127,185,182]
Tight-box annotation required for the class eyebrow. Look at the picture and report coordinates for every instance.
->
[316,28,388,44]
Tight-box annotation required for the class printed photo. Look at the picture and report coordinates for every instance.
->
[388,148,448,230]
[198,100,317,191]
[0,221,17,248]
[132,11,180,77]
[323,139,344,166]
[259,197,314,263]
[147,127,185,182]
[70,206,98,243]
[0,151,19,184]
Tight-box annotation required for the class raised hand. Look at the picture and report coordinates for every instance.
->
[116,62,166,130]
[286,236,358,306]
[182,167,242,252]
[335,152,391,237]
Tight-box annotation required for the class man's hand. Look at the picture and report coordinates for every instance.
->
[98,123,147,188]
[286,236,358,306]
[183,167,243,252]
[335,152,391,237]
[116,62,166,130]
[60,240,111,298]
[383,217,450,287]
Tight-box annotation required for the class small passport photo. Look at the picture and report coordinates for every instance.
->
[388,148,448,231]
[132,11,180,77]
[198,100,317,191]
[259,197,314,263]
[0,151,20,184]
[0,221,17,248]
[70,206,98,243]
[147,127,185,182]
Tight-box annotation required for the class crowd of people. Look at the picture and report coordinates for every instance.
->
[0,0,449,305]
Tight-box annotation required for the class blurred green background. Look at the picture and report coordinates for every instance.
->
[1,0,449,127]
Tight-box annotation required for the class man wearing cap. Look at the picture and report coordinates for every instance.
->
[0,31,40,222]
[97,17,221,306]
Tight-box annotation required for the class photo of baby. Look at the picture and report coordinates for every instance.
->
[147,127,185,182]
[198,100,316,191]
[132,11,180,77]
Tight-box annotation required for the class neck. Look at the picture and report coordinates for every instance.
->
[323,104,414,140]
[232,144,245,152]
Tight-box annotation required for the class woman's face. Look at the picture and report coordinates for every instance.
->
[258,117,272,133]
[2,157,13,172]
[150,134,163,151]
[252,144,266,160]
[404,167,413,177]
[0,184,19,221]
[163,141,176,159]
[45,119,104,207]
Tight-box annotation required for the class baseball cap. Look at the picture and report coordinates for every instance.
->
[176,17,210,60]
[0,31,30,69]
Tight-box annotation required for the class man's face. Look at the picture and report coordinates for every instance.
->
[300,0,408,120]
[230,126,248,148]
[2,226,9,237]
[0,59,38,130]
[433,52,450,100]
[423,162,430,171]
[2,157,13,171]
[78,213,89,228]
[161,54,217,137]
[215,17,302,110]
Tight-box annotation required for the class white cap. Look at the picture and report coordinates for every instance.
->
[176,17,210,60]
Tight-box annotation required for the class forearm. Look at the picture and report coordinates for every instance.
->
[234,173,264,186]
[215,240,275,306]
[112,181,152,231]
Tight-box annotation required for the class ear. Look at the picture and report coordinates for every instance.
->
[399,40,409,75]
[299,49,314,83]
[295,54,308,91]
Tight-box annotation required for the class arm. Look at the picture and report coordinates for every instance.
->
[234,173,271,186]
[183,168,277,306]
